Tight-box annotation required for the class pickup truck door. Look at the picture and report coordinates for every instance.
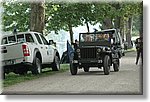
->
[48,45,55,62]
[39,35,54,63]
[34,34,49,63]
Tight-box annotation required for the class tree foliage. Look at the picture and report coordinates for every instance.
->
[2,1,142,43]
[3,2,30,32]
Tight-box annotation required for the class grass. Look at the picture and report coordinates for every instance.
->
[3,64,69,87]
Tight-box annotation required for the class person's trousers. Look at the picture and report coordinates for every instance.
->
[136,50,143,65]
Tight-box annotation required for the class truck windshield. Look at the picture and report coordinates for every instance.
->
[1,37,8,44]
[8,36,16,43]
[80,33,111,42]
[25,34,34,43]
[17,34,25,42]
[1,33,35,45]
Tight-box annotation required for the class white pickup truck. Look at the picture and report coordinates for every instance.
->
[1,32,60,77]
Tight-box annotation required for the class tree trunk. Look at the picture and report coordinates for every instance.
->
[139,1,143,37]
[85,21,90,32]
[139,14,143,37]
[120,18,125,40]
[121,20,126,40]
[30,1,45,34]
[101,18,113,30]
[114,3,121,29]
[114,17,121,29]
[126,17,133,48]
[68,23,74,43]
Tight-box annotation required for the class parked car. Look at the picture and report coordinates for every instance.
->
[68,29,124,75]
[1,32,60,78]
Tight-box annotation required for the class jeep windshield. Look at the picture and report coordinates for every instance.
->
[79,33,112,46]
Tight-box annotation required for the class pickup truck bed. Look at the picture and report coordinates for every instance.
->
[1,32,60,78]
[2,43,25,65]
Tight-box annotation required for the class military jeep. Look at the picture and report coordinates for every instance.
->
[69,29,124,75]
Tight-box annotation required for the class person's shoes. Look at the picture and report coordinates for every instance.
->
[136,62,138,65]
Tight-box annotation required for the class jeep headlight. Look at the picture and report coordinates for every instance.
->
[97,48,101,52]
[105,47,110,51]
[76,49,80,52]
[78,53,81,58]
[107,47,110,51]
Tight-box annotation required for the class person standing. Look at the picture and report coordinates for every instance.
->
[74,39,79,50]
[135,37,143,65]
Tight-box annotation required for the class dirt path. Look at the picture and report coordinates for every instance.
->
[3,52,142,95]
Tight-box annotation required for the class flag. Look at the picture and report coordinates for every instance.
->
[67,40,74,61]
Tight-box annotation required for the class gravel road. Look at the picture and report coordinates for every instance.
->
[3,51,142,95]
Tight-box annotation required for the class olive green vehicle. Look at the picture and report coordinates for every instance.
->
[69,29,124,75]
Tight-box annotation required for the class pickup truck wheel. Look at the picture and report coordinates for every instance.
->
[18,67,28,75]
[18,70,27,75]
[2,67,5,79]
[32,57,42,74]
[113,59,120,72]
[83,67,89,72]
[103,55,110,75]
[52,56,60,71]
[3,72,5,79]
[70,62,78,75]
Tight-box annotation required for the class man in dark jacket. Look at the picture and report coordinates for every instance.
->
[135,37,143,65]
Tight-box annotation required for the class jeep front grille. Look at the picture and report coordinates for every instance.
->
[80,48,97,58]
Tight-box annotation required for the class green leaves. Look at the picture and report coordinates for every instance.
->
[3,2,30,32]
[46,3,82,31]
[2,1,142,35]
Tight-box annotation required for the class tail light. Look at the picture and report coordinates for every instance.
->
[22,44,30,56]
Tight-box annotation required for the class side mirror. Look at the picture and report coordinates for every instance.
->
[49,40,54,45]
[53,42,56,47]
[49,40,56,47]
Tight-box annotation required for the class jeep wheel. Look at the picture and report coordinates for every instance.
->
[70,61,78,75]
[32,57,42,74]
[52,55,60,71]
[103,55,110,75]
[83,67,89,72]
[113,59,120,72]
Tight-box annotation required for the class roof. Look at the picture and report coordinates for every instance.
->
[2,31,42,38]
[99,29,117,32]
[79,29,117,35]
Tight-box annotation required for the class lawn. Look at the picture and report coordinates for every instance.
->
[3,64,69,87]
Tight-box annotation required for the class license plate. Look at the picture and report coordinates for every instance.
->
[4,60,16,65]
